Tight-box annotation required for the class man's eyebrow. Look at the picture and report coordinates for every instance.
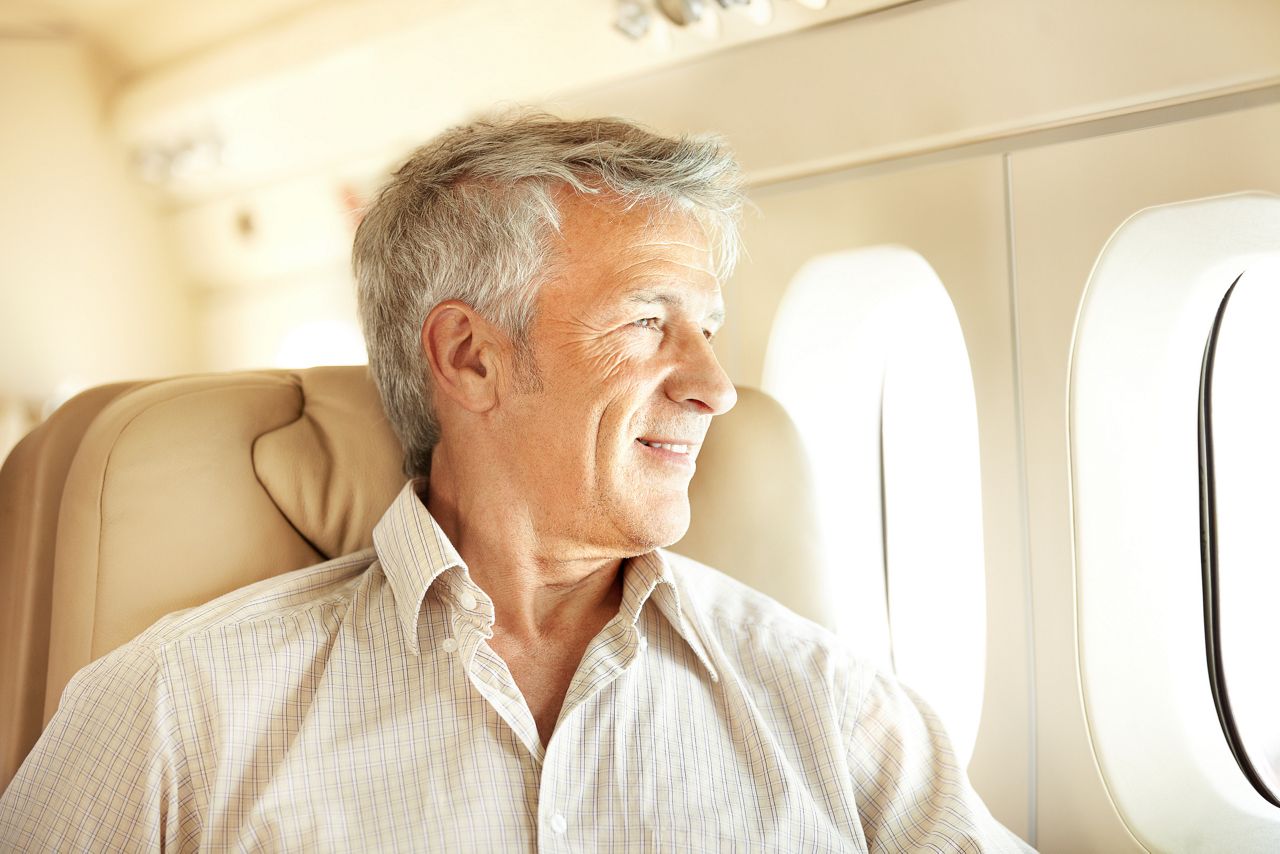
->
[626,289,673,306]
[625,288,726,326]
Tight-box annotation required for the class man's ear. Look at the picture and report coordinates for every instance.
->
[421,300,502,414]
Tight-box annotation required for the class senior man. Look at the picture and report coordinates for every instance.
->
[1,114,1032,852]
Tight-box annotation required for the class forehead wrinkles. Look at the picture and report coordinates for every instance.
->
[537,195,719,321]
[607,220,718,297]
[561,191,711,262]
[614,240,715,276]
[551,236,714,301]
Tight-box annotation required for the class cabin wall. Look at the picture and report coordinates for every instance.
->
[0,38,194,408]
[556,0,1280,187]
[104,0,1280,403]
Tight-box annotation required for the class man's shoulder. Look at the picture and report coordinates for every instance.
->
[68,549,378,695]
[134,548,377,649]
[661,549,848,660]
[660,550,880,731]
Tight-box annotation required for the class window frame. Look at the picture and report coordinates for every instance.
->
[1069,192,1280,852]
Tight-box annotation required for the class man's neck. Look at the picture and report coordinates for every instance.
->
[423,447,626,645]
[423,445,630,747]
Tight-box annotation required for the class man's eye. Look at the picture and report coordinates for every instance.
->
[633,317,662,331]
[703,328,716,341]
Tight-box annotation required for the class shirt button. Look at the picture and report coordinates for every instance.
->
[549,813,567,834]
[459,591,478,610]
[441,637,458,653]
[639,636,649,652]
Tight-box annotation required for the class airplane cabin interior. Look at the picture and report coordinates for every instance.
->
[2,0,1279,850]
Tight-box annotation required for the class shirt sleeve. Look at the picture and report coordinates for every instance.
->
[0,642,197,852]
[845,668,1036,853]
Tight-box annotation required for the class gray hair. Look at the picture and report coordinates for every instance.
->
[353,112,745,478]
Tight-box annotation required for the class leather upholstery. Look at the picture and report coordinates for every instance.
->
[1,382,142,793]
[0,366,823,790]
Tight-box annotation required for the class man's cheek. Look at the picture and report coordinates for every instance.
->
[567,337,634,384]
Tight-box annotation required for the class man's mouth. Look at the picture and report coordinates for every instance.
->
[636,438,694,455]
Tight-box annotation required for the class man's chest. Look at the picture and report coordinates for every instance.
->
[190,651,861,852]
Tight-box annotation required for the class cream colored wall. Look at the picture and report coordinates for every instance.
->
[140,0,1280,390]
[555,0,1280,184]
[0,37,193,414]
[170,169,365,371]
[108,0,904,201]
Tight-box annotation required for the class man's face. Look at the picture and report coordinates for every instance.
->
[495,193,737,556]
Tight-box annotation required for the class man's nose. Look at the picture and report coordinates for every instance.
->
[668,328,738,416]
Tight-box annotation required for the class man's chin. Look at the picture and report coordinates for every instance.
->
[609,497,692,555]
[637,504,693,553]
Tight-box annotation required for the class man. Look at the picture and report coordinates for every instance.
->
[0,114,1032,851]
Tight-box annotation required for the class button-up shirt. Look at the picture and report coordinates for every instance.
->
[1,481,1032,852]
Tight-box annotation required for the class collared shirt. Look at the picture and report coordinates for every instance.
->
[1,481,1033,852]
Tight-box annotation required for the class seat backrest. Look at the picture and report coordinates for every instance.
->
[0,381,142,792]
[0,366,823,790]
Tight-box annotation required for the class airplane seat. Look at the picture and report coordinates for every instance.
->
[0,366,823,791]
[0,381,144,793]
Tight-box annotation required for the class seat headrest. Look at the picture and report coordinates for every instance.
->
[45,368,405,716]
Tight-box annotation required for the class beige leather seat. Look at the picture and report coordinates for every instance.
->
[0,366,823,790]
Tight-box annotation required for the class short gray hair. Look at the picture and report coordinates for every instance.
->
[353,112,745,478]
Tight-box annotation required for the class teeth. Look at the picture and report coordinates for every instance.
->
[640,440,690,454]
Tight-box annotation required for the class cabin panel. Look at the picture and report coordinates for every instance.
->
[1011,100,1280,853]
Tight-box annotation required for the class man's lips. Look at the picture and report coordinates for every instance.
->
[635,437,698,456]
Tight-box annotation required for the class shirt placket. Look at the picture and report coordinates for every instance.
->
[438,580,547,763]
[536,619,648,851]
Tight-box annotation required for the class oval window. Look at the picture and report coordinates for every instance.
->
[763,246,986,764]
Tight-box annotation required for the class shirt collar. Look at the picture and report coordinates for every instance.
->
[618,550,720,682]
[372,479,719,680]
[372,479,466,656]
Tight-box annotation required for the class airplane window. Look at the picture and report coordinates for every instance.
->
[1070,195,1280,850]
[763,246,986,765]
[1199,257,1280,807]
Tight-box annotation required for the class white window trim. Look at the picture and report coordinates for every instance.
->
[1070,192,1280,853]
